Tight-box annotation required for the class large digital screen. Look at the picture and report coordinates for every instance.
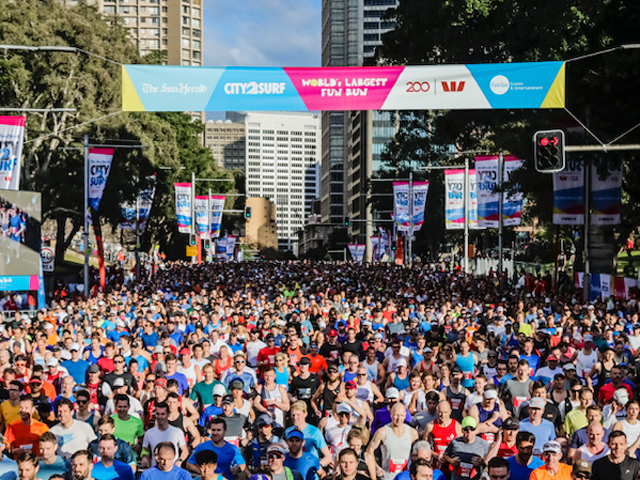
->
[0,189,42,277]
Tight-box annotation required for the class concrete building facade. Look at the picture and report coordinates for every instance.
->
[204,120,246,170]
[244,112,321,253]
[243,197,278,250]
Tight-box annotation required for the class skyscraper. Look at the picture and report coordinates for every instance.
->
[244,112,321,253]
[320,0,399,250]
[60,0,203,66]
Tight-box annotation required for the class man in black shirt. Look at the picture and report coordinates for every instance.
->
[289,357,320,417]
[342,328,365,361]
[319,330,342,361]
[593,430,640,480]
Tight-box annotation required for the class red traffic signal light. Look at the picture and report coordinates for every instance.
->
[533,130,565,173]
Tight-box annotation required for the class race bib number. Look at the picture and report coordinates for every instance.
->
[463,371,473,381]
[450,398,463,410]
[298,388,311,399]
[456,462,475,478]
[225,436,240,447]
[514,396,528,408]
[482,433,496,443]
[268,355,275,364]
[389,459,408,473]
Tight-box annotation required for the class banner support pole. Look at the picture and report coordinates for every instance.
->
[191,172,196,265]
[584,159,592,302]
[408,171,413,267]
[135,194,141,283]
[464,157,470,274]
[498,150,504,276]
[83,134,90,297]
[208,188,213,263]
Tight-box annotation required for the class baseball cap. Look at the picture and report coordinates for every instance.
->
[88,364,100,374]
[336,403,352,415]
[113,377,126,388]
[502,417,520,430]
[230,379,244,390]
[154,345,164,354]
[266,442,288,456]
[424,347,433,353]
[529,397,546,410]
[397,358,408,368]
[256,414,273,426]
[328,329,338,337]
[69,343,80,352]
[461,417,477,430]
[46,358,58,367]
[542,441,562,454]
[115,319,126,328]
[221,395,234,405]
[234,351,246,358]
[563,363,576,371]
[29,377,42,385]
[213,384,227,397]
[299,357,311,366]
[345,380,357,390]
[155,378,167,388]
[179,347,191,356]
[451,365,462,374]
[286,429,304,440]
[547,355,558,362]
[573,460,592,476]
[386,387,400,399]
[614,388,630,405]
[583,333,594,343]
[483,388,498,400]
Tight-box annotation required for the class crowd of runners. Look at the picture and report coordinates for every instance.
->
[0,261,639,480]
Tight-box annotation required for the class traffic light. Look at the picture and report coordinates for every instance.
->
[244,206,252,219]
[189,234,197,247]
[203,239,211,251]
[534,130,565,172]
[391,240,397,251]
[344,217,350,227]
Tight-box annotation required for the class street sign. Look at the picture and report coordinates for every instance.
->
[186,245,197,257]
[41,247,54,272]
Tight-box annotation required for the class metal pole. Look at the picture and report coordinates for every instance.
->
[83,135,90,297]
[191,172,196,264]
[208,188,212,263]
[584,159,591,302]
[135,194,140,283]
[498,150,504,276]
[464,157,470,274]
[408,171,413,267]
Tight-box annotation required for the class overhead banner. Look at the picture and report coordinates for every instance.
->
[174,183,192,233]
[476,156,500,228]
[553,160,584,225]
[0,116,25,191]
[122,62,566,112]
[503,156,523,226]
[119,184,156,231]
[592,161,622,226]
[348,244,365,263]
[88,148,114,211]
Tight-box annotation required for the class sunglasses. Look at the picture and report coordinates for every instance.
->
[267,454,284,459]
[463,427,475,432]
[576,475,591,480]
[77,400,88,405]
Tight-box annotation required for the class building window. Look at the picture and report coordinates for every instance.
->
[118,6,129,13]
[182,38,190,47]
[140,17,146,23]
[192,40,201,49]
[182,60,191,66]
[182,6,190,14]
[193,51,201,60]
[193,7,201,17]
[149,6,159,15]
[183,16,190,25]
[192,29,201,38]
[182,27,190,35]
[140,6,146,12]
[192,18,200,28]
[104,5,116,14]
[149,39,160,48]
[150,17,160,25]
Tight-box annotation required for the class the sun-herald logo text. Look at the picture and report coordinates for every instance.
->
[142,83,207,94]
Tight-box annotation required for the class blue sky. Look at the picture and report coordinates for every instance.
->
[203,0,321,119]
[203,0,321,67]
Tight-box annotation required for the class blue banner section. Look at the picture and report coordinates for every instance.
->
[0,276,33,291]
[466,62,564,109]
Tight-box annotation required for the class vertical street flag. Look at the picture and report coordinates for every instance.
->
[210,195,225,239]
[194,196,210,237]
[88,148,115,211]
[348,244,365,263]
[552,161,584,225]
[370,237,380,261]
[119,183,156,231]
[174,183,192,233]
[592,161,622,225]
[476,156,500,228]
[502,156,523,226]
[0,116,26,190]
[216,234,227,259]
[393,182,410,231]
[445,169,465,230]
[226,236,236,262]
[468,169,481,230]
[411,182,430,233]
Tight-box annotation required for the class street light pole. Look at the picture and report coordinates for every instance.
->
[83,135,90,297]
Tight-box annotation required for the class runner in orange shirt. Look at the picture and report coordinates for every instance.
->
[4,396,48,456]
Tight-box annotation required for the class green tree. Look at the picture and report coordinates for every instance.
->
[375,0,640,271]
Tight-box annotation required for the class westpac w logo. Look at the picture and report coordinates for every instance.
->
[441,81,465,92]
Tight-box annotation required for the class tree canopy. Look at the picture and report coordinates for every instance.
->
[373,0,640,269]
